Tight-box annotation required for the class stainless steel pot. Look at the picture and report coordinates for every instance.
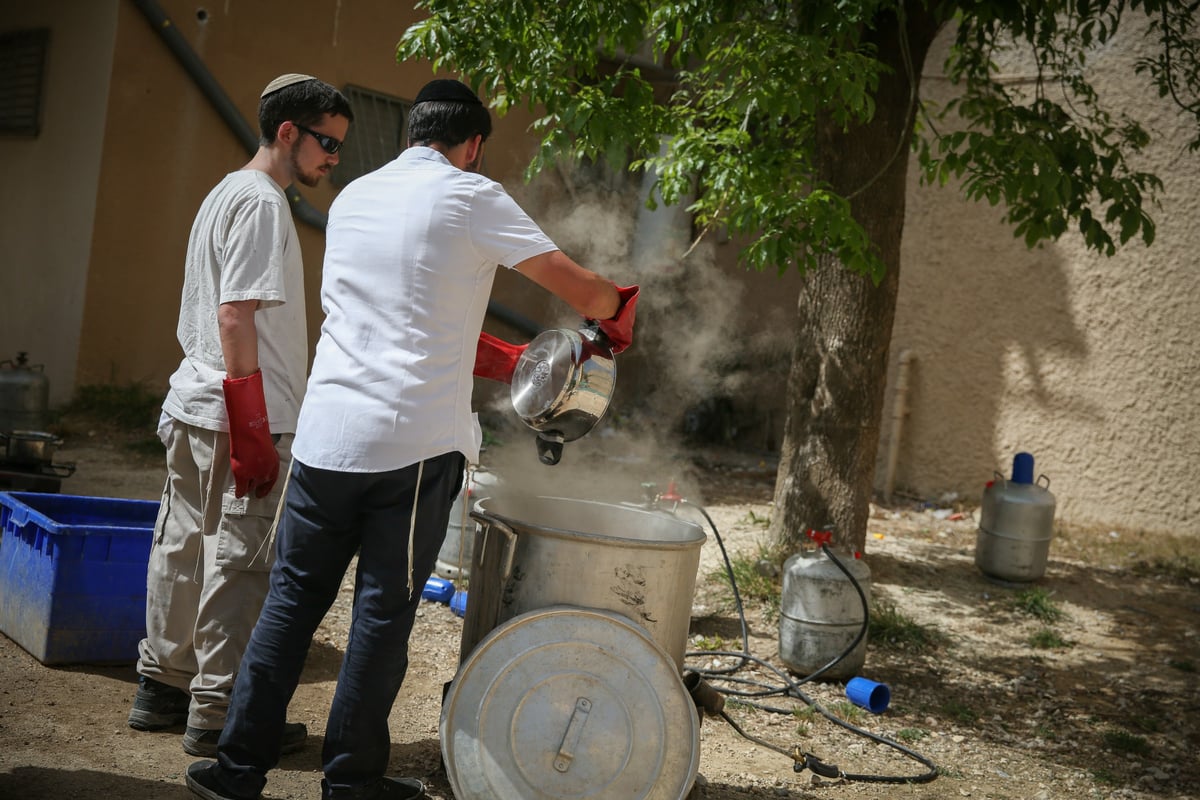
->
[1,430,62,465]
[462,495,707,671]
[509,326,615,465]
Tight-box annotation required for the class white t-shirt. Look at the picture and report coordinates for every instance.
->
[162,170,308,433]
[292,147,557,472]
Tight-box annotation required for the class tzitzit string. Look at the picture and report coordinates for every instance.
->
[406,460,426,598]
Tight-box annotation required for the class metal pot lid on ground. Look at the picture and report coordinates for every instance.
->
[441,605,700,800]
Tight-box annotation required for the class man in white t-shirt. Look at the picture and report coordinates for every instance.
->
[129,74,353,760]
[184,79,638,800]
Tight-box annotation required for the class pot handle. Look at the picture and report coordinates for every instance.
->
[469,509,518,581]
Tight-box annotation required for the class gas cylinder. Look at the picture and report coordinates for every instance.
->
[975,451,1056,582]
[0,352,50,433]
[778,546,871,681]
[435,465,501,580]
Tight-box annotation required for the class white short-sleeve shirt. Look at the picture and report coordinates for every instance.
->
[291,147,557,472]
[162,170,308,433]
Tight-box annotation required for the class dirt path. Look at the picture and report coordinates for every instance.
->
[0,439,1196,799]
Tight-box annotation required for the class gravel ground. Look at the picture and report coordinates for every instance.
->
[0,434,1196,799]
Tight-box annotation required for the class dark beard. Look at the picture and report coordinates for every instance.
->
[291,140,321,187]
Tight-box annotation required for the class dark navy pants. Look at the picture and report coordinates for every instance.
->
[211,451,465,798]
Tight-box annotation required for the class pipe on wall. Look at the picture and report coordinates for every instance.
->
[128,0,540,338]
[883,349,914,503]
[130,0,328,229]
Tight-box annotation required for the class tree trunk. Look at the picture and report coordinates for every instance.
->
[770,7,942,554]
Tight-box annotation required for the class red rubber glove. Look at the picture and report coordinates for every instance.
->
[222,369,279,498]
[593,284,639,355]
[474,331,528,384]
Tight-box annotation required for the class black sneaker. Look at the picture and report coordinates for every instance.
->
[321,776,425,799]
[182,722,308,757]
[185,760,259,800]
[378,778,425,799]
[127,676,189,731]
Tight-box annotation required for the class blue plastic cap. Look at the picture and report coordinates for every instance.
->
[450,590,468,617]
[422,576,454,603]
[1011,452,1035,484]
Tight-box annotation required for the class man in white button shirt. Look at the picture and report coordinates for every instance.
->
[186,79,638,800]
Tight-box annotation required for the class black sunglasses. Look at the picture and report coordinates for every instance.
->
[293,122,343,155]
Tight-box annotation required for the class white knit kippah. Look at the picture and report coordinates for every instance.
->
[261,73,316,98]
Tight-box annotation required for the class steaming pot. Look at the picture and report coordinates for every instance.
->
[462,494,707,671]
[509,325,615,465]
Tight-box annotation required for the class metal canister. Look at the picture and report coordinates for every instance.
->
[434,466,501,580]
[0,352,50,433]
[778,547,871,681]
[463,495,706,671]
[975,451,1056,582]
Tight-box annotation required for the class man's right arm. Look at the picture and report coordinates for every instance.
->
[217,298,279,498]
[513,250,620,320]
[475,249,639,384]
[217,299,261,378]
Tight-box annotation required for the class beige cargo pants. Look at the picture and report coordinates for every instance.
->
[135,416,292,731]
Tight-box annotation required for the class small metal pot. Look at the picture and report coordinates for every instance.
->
[509,326,616,465]
[1,430,62,465]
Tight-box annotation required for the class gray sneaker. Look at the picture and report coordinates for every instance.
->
[127,676,189,731]
[182,722,308,757]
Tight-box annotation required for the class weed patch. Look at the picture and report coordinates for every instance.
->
[869,600,945,652]
[1012,587,1064,623]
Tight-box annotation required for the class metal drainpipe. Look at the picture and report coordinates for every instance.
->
[130,0,326,229]
[883,349,914,503]
[129,0,540,338]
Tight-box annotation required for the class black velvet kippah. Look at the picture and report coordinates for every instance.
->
[412,79,483,106]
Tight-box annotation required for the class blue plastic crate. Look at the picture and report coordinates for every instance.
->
[0,491,159,664]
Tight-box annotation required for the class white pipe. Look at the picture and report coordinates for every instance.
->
[884,350,915,503]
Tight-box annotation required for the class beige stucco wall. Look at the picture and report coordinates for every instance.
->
[880,21,1200,536]
[76,0,548,392]
[1,0,118,406]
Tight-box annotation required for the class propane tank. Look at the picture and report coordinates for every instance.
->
[975,451,1056,583]
[0,352,50,433]
[435,465,501,580]
[778,545,871,681]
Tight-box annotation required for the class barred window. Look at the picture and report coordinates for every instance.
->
[0,28,49,137]
[333,85,410,186]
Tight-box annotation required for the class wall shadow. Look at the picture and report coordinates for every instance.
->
[883,31,1096,500]
[887,173,1093,499]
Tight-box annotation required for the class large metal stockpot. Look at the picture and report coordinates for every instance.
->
[462,495,706,672]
